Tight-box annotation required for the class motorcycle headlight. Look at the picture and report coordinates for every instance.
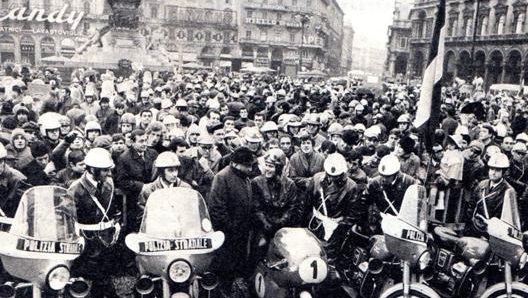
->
[519,252,528,270]
[47,265,70,290]
[168,260,192,283]
[418,251,431,271]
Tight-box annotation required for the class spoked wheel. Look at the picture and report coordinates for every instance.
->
[380,283,441,298]
[479,282,528,298]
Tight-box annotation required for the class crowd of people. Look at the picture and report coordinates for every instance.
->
[0,64,526,297]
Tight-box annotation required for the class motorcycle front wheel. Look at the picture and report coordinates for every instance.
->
[479,282,528,298]
[379,283,441,298]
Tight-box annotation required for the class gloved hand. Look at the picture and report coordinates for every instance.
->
[64,131,78,144]
[473,214,488,233]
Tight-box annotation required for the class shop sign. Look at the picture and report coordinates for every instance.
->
[0,26,82,36]
[0,5,84,31]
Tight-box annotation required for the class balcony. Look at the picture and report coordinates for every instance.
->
[390,20,412,29]
[239,37,325,50]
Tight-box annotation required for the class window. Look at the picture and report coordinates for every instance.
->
[497,14,505,34]
[44,21,50,30]
[449,18,458,36]
[275,31,281,42]
[83,1,90,14]
[290,33,295,42]
[246,30,252,39]
[260,30,267,41]
[83,22,89,34]
[302,49,308,58]
[465,18,472,36]
[293,0,297,6]
[151,6,158,18]
[479,16,488,36]
[262,11,267,18]
[205,31,212,41]
[169,28,175,39]
[247,10,253,18]
[263,0,268,4]
[516,14,525,34]
[307,0,312,7]
[277,12,282,21]
[399,37,407,48]
[187,29,194,41]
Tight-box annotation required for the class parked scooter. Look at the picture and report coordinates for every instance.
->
[0,186,89,298]
[252,228,328,298]
[478,191,528,297]
[125,187,224,298]
[379,185,441,298]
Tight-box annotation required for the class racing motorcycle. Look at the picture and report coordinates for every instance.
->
[379,185,441,298]
[125,187,225,298]
[0,186,89,298]
[252,227,328,298]
[478,190,528,297]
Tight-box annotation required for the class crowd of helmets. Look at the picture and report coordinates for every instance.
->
[2,65,528,230]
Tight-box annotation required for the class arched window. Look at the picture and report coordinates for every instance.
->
[480,16,488,36]
[465,18,473,36]
[450,18,458,36]
[516,14,525,34]
[84,2,90,15]
[497,15,505,34]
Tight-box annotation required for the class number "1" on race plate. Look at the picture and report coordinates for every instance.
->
[299,257,328,283]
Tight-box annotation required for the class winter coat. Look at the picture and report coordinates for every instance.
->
[208,166,253,278]
[251,175,301,236]
[137,177,192,221]
[0,166,29,217]
[289,151,325,190]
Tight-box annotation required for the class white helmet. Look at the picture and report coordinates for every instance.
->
[378,155,401,176]
[39,118,61,136]
[85,121,102,134]
[260,121,278,133]
[0,143,7,159]
[84,148,114,168]
[154,151,181,168]
[487,152,510,169]
[324,153,347,176]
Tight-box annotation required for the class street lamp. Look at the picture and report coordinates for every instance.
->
[471,0,482,79]
[296,13,311,73]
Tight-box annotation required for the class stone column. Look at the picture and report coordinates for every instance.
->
[501,62,507,83]
[34,37,42,67]
[13,36,21,64]
[389,54,396,76]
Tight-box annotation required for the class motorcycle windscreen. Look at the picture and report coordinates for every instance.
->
[499,190,521,230]
[9,186,79,242]
[140,187,212,238]
[267,228,325,267]
[397,185,428,229]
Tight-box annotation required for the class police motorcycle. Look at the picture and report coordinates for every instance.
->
[252,228,328,298]
[0,186,89,298]
[338,224,401,298]
[379,185,441,298]
[125,187,225,298]
[426,226,490,297]
[477,189,528,298]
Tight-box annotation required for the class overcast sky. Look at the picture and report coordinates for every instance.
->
[337,0,395,49]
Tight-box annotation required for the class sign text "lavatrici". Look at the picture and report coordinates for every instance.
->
[0,5,84,31]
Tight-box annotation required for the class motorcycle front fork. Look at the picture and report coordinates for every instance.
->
[504,262,513,298]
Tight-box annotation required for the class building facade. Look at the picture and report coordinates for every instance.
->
[139,0,238,71]
[0,0,107,66]
[238,0,344,76]
[0,0,345,76]
[340,25,354,74]
[409,0,528,87]
[385,0,413,81]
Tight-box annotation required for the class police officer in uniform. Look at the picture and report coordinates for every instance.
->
[466,152,518,236]
[69,148,121,298]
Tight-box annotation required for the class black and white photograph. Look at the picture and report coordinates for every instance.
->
[0,0,527,297]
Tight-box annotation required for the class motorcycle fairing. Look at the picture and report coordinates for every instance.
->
[0,186,84,260]
[381,185,429,265]
[263,228,328,286]
[0,186,84,287]
[487,189,525,266]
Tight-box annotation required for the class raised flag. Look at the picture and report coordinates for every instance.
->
[413,0,446,152]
